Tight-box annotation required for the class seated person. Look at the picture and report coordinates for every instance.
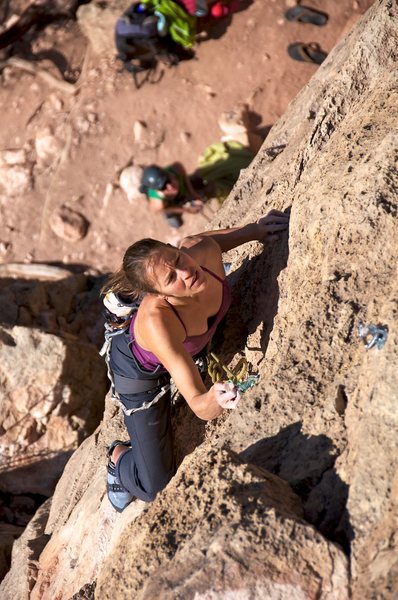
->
[140,163,204,228]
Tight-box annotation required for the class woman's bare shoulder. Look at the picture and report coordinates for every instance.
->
[137,294,185,333]
[139,294,167,318]
[180,235,224,275]
[179,234,219,258]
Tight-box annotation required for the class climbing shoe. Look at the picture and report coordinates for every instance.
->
[106,440,133,513]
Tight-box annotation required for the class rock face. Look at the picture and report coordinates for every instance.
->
[2,1,398,598]
[0,325,107,496]
[96,448,348,600]
[0,270,108,580]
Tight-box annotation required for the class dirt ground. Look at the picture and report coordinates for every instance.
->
[0,0,373,273]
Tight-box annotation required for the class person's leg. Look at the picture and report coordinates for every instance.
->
[115,390,175,502]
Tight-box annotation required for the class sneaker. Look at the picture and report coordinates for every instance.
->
[106,440,133,512]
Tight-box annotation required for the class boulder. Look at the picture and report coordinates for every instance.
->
[0,150,32,197]
[77,0,132,55]
[49,205,89,241]
[119,164,145,204]
[96,448,348,600]
[34,128,64,167]
[0,326,107,496]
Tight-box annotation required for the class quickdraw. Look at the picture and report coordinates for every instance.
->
[358,320,388,350]
[207,351,259,393]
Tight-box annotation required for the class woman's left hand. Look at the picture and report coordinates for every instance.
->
[256,209,290,242]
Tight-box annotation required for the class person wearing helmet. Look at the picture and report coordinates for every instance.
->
[140,162,204,228]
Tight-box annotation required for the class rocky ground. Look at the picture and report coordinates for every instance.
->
[0,0,372,271]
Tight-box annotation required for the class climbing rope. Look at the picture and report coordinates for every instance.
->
[207,352,259,393]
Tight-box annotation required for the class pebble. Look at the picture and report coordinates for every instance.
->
[49,206,89,241]
[1,149,27,166]
[0,241,11,255]
[49,94,63,111]
[0,164,33,197]
[133,120,147,143]
[119,165,144,203]
[35,128,64,166]
[102,183,114,209]
[87,112,97,124]
[180,131,191,143]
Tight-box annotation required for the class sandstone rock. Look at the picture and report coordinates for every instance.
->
[2,2,398,599]
[49,205,89,241]
[34,128,63,167]
[77,0,131,55]
[133,120,147,143]
[0,326,107,496]
[133,119,165,150]
[180,131,191,143]
[0,500,50,600]
[0,523,23,582]
[119,164,144,203]
[0,149,27,166]
[0,270,103,346]
[218,103,251,147]
[0,241,11,256]
[26,396,146,600]
[0,157,32,197]
[96,448,348,600]
[211,1,398,596]
[218,104,264,154]
[48,94,63,111]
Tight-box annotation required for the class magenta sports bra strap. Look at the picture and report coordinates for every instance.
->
[166,302,187,334]
[201,265,225,283]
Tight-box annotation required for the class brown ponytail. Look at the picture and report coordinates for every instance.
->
[101,238,170,299]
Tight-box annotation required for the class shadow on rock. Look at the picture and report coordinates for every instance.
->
[240,421,354,552]
[0,266,109,577]
[212,214,290,363]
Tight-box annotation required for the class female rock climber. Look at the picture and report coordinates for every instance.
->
[102,208,289,511]
[140,163,205,228]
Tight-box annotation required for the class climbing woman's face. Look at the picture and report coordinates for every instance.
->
[149,247,206,297]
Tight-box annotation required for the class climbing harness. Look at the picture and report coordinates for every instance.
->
[100,294,258,412]
[100,294,171,416]
[100,322,171,416]
[207,351,259,393]
[358,320,388,350]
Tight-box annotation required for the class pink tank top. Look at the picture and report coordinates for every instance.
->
[129,266,231,370]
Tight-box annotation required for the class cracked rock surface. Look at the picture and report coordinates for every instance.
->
[1,1,397,598]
